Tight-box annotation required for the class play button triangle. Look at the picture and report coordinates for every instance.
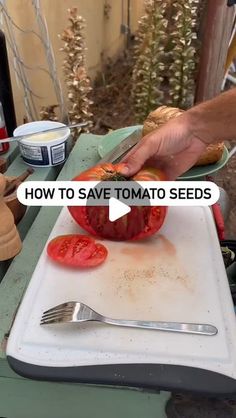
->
[109,197,131,222]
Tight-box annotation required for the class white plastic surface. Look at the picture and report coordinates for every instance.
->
[7,206,236,378]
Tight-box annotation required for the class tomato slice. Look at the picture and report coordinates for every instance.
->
[47,234,107,268]
[83,243,108,267]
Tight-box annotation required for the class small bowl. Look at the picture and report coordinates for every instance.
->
[14,121,71,167]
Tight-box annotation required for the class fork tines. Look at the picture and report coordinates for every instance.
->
[40,301,76,325]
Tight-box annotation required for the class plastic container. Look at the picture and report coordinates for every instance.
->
[14,121,70,167]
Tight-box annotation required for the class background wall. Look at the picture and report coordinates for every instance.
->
[1,0,144,124]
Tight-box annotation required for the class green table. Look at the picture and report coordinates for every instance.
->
[0,135,170,418]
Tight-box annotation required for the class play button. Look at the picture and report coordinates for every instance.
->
[109,197,131,222]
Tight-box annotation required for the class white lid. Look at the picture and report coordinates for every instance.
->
[13,121,70,143]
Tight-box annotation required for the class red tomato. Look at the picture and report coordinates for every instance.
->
[84,243,108,267]
[68,164,167,241]
[47,234,107,268]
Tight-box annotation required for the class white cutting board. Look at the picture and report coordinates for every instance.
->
[7,206,236,378]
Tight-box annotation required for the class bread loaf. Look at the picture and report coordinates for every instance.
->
[143,106,224,166]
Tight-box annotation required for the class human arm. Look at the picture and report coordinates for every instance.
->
[120,89,236,179]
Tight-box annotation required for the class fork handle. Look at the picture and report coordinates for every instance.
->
[101,318,217,336]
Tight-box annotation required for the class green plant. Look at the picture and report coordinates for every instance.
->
[131,0,168,122]
[132,0,201,120]
[168,0,200,109]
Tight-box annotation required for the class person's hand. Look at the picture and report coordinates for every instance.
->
[120,114,207,179]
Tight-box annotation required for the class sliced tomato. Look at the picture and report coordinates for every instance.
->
[68,164,167,241]
[83,243,108,267]
[47,234,107,268]
[132,206,167,240]
[68,206,96,236]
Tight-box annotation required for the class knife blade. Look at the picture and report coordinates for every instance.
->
[99,129,142,163]
[0,122,89,144]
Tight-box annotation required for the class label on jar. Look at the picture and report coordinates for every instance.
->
[50,143,66,165]
[19,144,49,165]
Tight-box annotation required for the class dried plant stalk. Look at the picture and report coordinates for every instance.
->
[40,105,58,121]
[131,0,168,123]
[60,8,93,142]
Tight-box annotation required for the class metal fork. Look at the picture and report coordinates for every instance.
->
[40,302,218,336]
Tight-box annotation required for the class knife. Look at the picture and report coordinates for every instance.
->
[99,129,142,163]
[0,122,89,143]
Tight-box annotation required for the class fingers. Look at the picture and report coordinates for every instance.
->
[119,116,196,177]
[120,120,184,176]
[120,136,158,176]
[121,141,142,163]
[161,140,207,179]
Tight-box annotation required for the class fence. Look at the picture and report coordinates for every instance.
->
[2,0,144,124]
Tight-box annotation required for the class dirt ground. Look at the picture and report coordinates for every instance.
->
[91,48,236,239]
[91,48,135,135]
[166,394,236,417]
